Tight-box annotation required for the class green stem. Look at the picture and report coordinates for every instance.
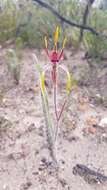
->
[41,91,57,165]
[58,99,67,121]
[54,83,59,121]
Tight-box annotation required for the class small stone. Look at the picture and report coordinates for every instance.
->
[83,128,88,135]
[35,150,39,155]
[41,157,47,163]
[99,118,107,128]
[38,167,43,171]
[59,178,67,187]
[20,182,32,190]
[60,159,65,165]
[32,171,39,175]
[67,136,79,142]
[88,126,96,134]
[83,127,96,135]
[3,185,9,190]
[86,116,98,126]
[102,133,107,142]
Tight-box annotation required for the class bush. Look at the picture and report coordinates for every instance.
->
[83,9,107,60]
[0,0,107,59]
[5,49,21,84]
[0,0,17,43]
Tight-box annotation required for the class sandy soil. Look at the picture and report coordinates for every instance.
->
[0,48,107,190]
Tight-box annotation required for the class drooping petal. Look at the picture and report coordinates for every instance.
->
[44,36,48,49]
[58,49,63,61]
[62,37,67,49]
[59,65,71,95]
[40,71,45,95]
[44,36,49,57]
[39,65,52,95]
[66,72,71,95]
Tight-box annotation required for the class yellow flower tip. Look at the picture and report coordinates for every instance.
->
[62,37,67,49]
[66,73,71,95]
[54,26,60,49]
[40,72,45,94]
[44,36,48,49]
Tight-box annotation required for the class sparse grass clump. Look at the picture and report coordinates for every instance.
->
[5,49,21,85]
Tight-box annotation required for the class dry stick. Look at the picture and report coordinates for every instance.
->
[32,0,107,40]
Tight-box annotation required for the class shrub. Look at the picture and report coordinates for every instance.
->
[5,49,21,84]
[83,9,107,60]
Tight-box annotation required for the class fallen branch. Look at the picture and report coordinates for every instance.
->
[32,0,107,39]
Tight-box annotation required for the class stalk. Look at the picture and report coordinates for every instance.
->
[34,54,58,165]
[41,91,57,165]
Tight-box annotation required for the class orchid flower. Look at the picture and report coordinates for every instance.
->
[39,26,71,141]
[44,26,66,65]
[44,28,71,100]
[35,26,72,142]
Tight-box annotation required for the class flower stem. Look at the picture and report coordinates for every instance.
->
[58,99,67,121]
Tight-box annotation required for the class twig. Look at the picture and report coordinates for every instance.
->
[32,0,107,39]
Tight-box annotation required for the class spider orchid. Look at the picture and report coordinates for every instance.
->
[34,26,72,141]
[44,26,66,65]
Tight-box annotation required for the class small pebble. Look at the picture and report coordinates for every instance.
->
[88,126,96,134]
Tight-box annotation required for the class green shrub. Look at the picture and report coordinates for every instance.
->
[0,0,107,58]
[5,49,21,84]
[83,9,107,59]
[0,0,17,43]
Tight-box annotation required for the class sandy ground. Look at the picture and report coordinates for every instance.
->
[0,48,107,190]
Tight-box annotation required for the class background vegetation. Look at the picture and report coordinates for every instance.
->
[0,0,107,60]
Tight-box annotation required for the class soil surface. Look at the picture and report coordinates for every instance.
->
[0,48,107,190]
